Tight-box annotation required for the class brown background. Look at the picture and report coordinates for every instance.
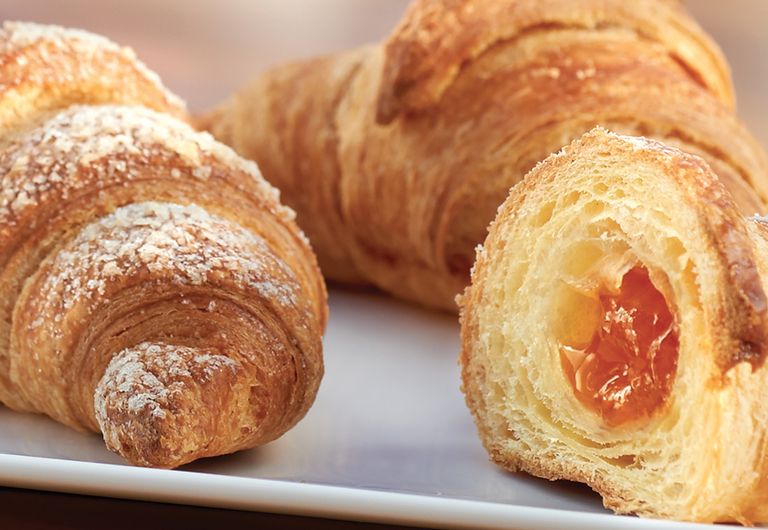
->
[0,1,766,529]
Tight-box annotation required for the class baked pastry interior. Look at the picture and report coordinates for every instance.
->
[460,127,768,523]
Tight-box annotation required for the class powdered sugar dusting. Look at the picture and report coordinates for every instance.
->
[0,21,185,110]
[0,105,290,224]
[3,21,119,55]
[94,342,238,453]
[30,201,300,337]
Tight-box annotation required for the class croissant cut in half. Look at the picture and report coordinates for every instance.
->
[460,128,768,523]
[0,23,327,468]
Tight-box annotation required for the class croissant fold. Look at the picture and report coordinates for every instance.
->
[200,0,768,311]
[0,22,327,468]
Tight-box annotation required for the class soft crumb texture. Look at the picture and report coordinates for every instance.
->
[459,128,768,523]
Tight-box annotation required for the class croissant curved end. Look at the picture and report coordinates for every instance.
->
[7,188,324,467]
[95,344,242,468]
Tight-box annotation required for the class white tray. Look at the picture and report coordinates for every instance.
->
[0,289,711,529]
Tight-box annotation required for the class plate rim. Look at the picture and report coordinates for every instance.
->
[0,453,711,529]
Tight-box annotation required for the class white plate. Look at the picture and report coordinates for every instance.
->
[0,289,711,529]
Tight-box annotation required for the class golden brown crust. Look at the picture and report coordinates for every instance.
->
[0,24,326,468]
[694,174,768,371]
[459,128,768,522]
[0,20,191,410]
[0,22,187,135]
[201,0,768,312]
[196,48,371,284]
[376,0,734,123]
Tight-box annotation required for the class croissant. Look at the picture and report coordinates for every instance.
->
[459,127,768,523]
[0,22,327,468]
[199,0,768,311]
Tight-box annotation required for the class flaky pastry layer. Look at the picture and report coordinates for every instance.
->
[200,0,768,311]
[460,128,768,523]
[0,23,327,468]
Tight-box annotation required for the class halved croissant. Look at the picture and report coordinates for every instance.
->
[199,0,768,311]
[0,23,327,468]
[459,127,768,523]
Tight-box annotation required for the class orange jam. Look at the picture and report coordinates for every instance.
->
[560,267,678,426]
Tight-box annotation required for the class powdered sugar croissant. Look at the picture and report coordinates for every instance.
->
[460,127,768,523]
[0,22,326,468]
[200,0,768,311]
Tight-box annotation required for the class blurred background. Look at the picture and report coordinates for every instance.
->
[1,1,766,149]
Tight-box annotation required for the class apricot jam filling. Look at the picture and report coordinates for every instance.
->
[560,267,679,426]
